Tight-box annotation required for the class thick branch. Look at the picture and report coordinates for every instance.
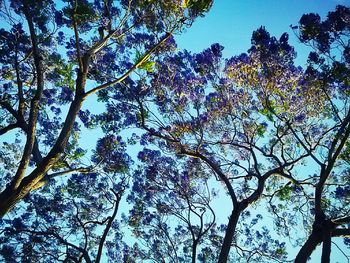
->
[0,101,42,163]
[181,148,238,207]
[31,166,94,190]
[218,209,241,263]
[332,228,350,237]
[321,230,332,263]
[333,216,350,225]
[295,229,322,263]
[315,111,350,215]
[12,1,45,189]
[0,123,19,135]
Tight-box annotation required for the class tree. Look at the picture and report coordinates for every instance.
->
[221,5,350,262]
[1,2,349,262]
[107,30,311,261]
[290,6,350,263]
[113,6,350,261]
[0,0,212,217]
[128,150,217,263]
[0,170,129,262]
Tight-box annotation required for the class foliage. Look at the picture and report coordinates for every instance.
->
[0,0,211,213]
[0,1,350,263]
[0,172,129,262]
[0,0,212,261]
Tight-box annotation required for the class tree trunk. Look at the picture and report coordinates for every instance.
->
[217,209,241,263]
[192,239,198,263]
[295,215,336,263]
[321,222,332,263]
[294,228,322,263]
[0,96,85,217]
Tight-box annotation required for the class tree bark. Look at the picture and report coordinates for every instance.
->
[217,209,241,263]
[0,96,85,217]
[192,239,198,263]
[321,234,331,263]
[295,217,335,263]
[295,228,322,263]
[321,220,332,263]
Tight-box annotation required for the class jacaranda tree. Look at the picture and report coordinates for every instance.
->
[0,0,212,261]
[223,5,350,262]
[291,6,350,263]
[106,5,350,262]
[0,0,212,216]
[1,1,350,263]
[106,28,312,261]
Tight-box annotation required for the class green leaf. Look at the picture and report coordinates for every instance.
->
[139,60,156,72]
[185,0,212,11]
[275,247,286,255]
[277,185,292,201]
[57,63,75,90]
[63,1,98,24]
[182,0,189,8]
[257,124,267,137]
[135,51,156,72]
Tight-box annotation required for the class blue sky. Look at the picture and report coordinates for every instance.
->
[176,0,346,64]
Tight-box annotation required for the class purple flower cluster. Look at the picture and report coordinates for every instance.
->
[92,135,131,173]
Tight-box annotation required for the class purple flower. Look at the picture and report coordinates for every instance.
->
[59,86,74,102]
[210,43,224,57]
[308,51,319,63]
[335,186,350,198]
[294,114,306,123]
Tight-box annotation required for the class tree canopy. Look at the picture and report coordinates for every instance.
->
[0,1,350,263]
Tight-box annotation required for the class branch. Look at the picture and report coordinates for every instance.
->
[315,109,350,214]
[326,109,350,172]
[71,199,89,262]
[180,148,238,207]
[242,167,285,208]
[333,216,350,225]
[0,101,42,163]
[0,100,19,118]
[14,44,25,116]
[0,123,19,135]
[95,189,123,263]
[31,166,94,190]
[287,122,323,166]
[332,228,350,237]
[7,228,92,263]
[137,99,179,143]
[84,31,174,97]
[71,0,83,70]
[11,1,45,189]
[331,241,350,263]
[46,166,94,179]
